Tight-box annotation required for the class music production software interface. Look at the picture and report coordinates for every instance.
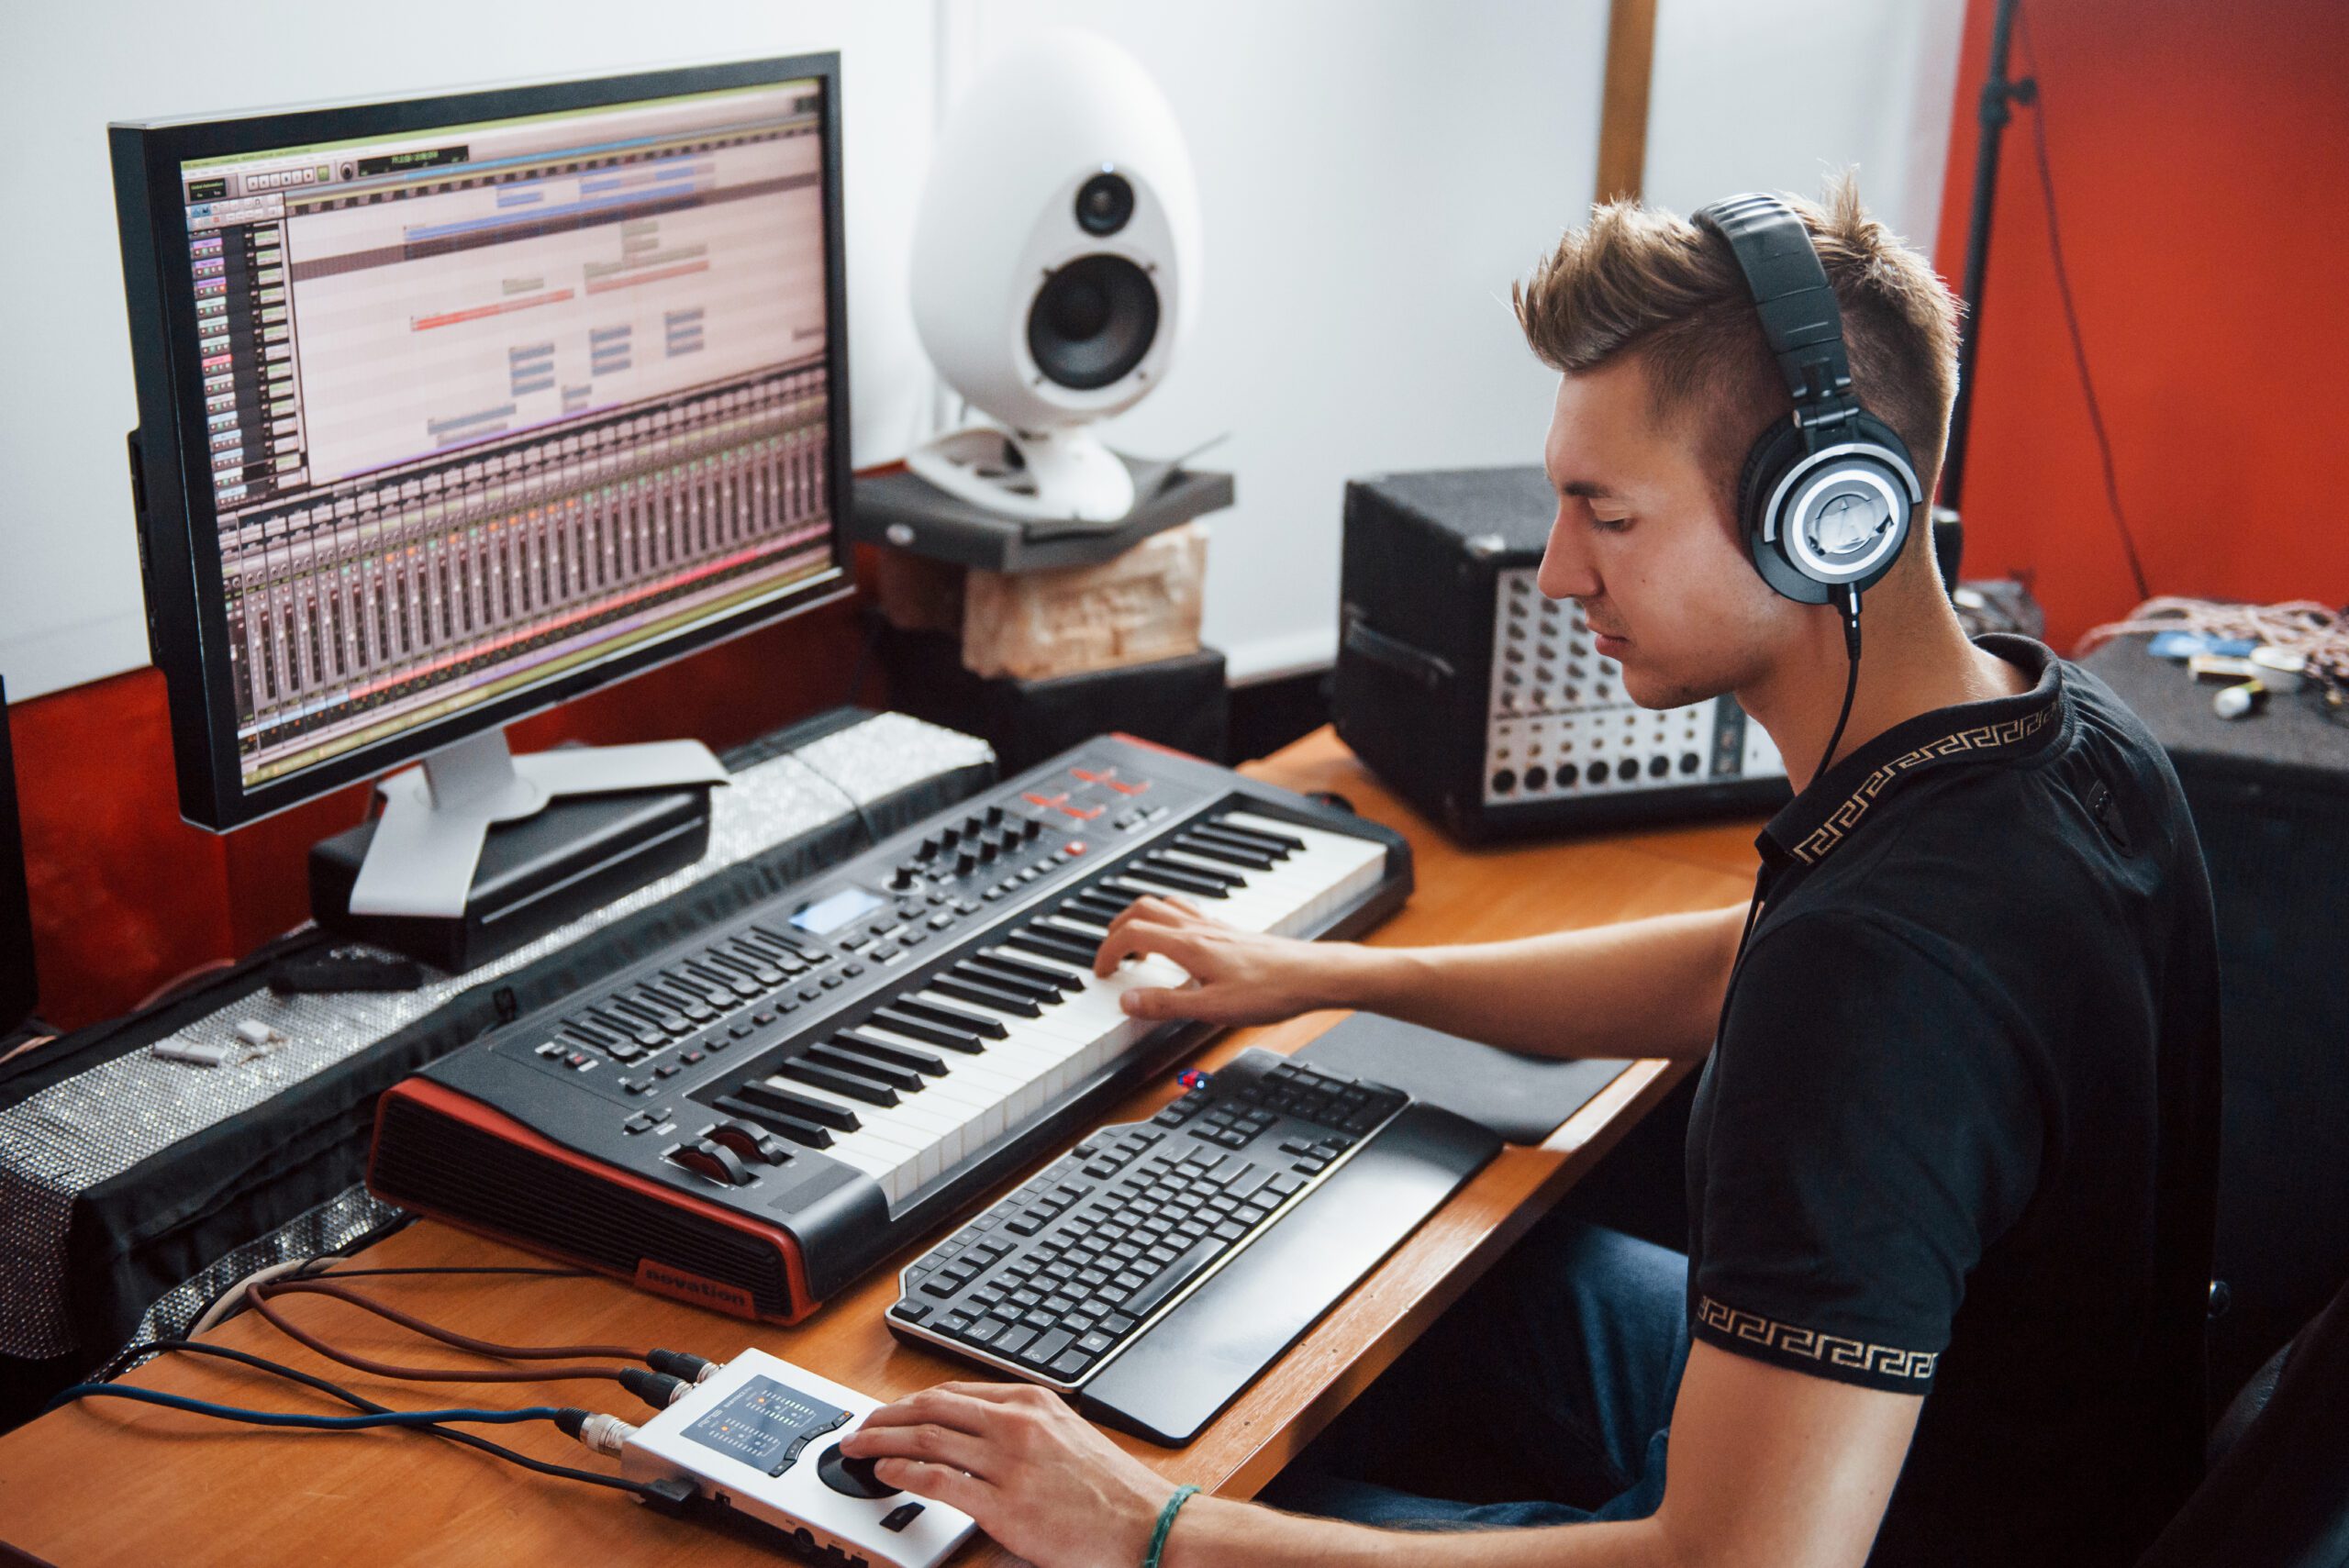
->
[178,81,839,788]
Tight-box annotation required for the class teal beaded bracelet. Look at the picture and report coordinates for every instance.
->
[1142,1483,1201,1568]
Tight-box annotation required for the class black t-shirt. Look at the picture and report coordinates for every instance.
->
[1685,635,2222,1567]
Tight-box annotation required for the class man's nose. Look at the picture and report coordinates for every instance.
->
[1537,506,1598,600]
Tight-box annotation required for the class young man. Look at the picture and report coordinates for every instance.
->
[841,183,2222,1568]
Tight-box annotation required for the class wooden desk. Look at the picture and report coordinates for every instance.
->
[0,728,1759,1568]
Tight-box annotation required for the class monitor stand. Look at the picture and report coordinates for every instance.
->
[345,728,729,919]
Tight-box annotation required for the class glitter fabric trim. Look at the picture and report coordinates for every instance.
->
[0,713,991,1358]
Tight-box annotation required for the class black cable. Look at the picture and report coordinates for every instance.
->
[84,1339,667,1503]
[796,752,883,850]
[2016,2,2153,603]
[45,1383,569,1431]
[179,1258,589,1343]
[1813,587,1865,784]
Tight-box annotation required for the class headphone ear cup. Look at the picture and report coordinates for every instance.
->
[1736,420,1831,605]
[1847,411,1920,484]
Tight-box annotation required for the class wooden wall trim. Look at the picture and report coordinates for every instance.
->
[1598,0,1659,202]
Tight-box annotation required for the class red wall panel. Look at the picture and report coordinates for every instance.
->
[1933,0,2349,651]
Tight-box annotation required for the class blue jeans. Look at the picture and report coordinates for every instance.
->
[1262,1216,1690,1529]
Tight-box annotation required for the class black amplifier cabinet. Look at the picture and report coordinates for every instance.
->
[1333,469,1788,842]
[2081,638,2349,1407]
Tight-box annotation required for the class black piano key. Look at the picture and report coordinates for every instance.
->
[1124,862,1230,899]
[1005,929,1099,969]
[1190,822,1294,862]
[950,961,1058,1006]
[929,974,1044,1018]
[777,1058,901,1106]
[714,1093,834,1149]
[1210,817,1307,854]
[836,1029,949,1075]
[1063,893,1132,924]
[1097,877,1163,904]
[739,1078,861,1132]
[1172,833,1275,871]
[870,1007,987,1053]
[1022,922,1104,961]
[892,995,1009,1040]
[807,1043,923,1093]
[1144,852,1241,889]
[970,951,1084,993]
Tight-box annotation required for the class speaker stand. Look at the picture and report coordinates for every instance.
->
[906,426,1136,526]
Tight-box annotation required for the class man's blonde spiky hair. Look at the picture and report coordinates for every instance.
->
[1512,176,1962,507]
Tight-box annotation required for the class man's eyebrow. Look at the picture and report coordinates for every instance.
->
[1556,479,1616,500]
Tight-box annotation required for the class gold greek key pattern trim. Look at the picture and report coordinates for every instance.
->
[1698,1296,1938,1382]
[1789,706,2055,866]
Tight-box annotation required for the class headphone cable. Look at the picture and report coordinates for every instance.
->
[1812,586,1865,784]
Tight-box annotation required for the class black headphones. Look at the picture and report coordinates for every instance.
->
[1693,193,1922,609]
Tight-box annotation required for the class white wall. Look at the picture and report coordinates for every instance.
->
[0,0,941,700]
[1,0,1967,700]
[1644,0,1969,256]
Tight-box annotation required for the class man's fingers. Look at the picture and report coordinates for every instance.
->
[1100,895,1171,947]
[1119,985,1190,1020]
[873,1457,996,1517]
[927,1380,1059,1407]
[852,1386,1005,1440]
[841,1417,995,1480]
[1093,915,1188,976]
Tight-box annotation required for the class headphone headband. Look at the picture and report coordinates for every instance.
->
[1693,194,1857,438]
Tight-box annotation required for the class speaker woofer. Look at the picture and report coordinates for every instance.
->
[1026,254,1159,392]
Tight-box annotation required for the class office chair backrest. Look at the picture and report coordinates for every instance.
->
[2134,1270,2349,1567]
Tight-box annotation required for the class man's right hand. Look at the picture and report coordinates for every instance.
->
[1092,894,1355,1026]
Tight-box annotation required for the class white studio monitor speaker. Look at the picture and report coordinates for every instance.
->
[907,30,1202,527]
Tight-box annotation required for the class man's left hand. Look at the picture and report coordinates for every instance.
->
[839,1381,1179,1568]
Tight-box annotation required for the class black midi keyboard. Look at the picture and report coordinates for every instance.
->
[368,734,1418,1325]
[888,1049,1499,1443]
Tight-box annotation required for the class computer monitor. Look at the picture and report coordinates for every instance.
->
[109,55,853,914]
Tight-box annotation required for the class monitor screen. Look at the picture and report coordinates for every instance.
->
[115,61,852,822]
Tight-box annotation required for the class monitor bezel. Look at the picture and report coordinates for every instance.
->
[109,52,855,832]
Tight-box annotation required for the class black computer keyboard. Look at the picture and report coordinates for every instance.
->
[886,1051,1415,1389]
